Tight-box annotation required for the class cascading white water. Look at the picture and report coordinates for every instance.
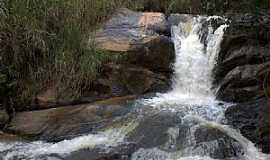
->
[1,15,270,160]
[144,16,228,106]
[134,16,270,160]
[171,17,213,99]
[0,120,139,160]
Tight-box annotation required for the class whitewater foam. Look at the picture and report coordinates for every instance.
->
[143,16,227,107]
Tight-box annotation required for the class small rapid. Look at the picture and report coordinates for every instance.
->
[0,121,139,160]
[136,15,270,160]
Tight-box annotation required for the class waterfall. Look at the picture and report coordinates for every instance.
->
[135,16,270,160]
[171,17,214,99]
[0,15,269,160]
[144,16,228,106]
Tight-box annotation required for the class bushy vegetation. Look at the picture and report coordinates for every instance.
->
[0,0,132,107]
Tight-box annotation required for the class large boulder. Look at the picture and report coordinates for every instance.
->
[225,99,270,153]
[215,13,270,102]
[217,13,270,154]
[127,112,182,149]
[192,125,243,159]
[170,120,244,159]
[89,8,176,103]
[5,96,135,142]
[95,8,174,73]
[93,64,170,98]
[217,62,270,102]
[126,112,243,159]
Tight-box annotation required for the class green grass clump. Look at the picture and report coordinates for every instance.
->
[0,0,127,107]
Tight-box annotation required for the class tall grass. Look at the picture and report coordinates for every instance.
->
[0,0,128,106]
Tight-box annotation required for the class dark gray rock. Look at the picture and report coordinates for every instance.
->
[126,111,243,159]
[215,13,270,102]
[217,62,270,102]
[193,126,243,159]
[127,112,181,149]
[166,122,244,159]
[215,45,270,84]
[225,98,270,153]
[215,12,270,154]
[126,35,175,73]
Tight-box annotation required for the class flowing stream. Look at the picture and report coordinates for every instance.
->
[0,15,270,160]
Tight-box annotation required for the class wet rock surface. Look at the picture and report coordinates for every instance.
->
[215,12,270,154]
[63,111,244,160]
[65,143,137,160]
[5,96,135,142]
[127,112,181,149]
[167,122,244,159]
[226,98,270,153]
[193,125,243,159]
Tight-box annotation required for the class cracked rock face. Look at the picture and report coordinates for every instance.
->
[215,13,270,103]
[215,13,270,153]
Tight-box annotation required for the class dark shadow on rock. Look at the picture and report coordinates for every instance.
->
[225,98,270,153]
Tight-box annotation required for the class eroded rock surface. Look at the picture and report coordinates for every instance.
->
[215,13,270,102]
[216,12,270,153]
[226,99,270,153]
[6,96,135,142]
